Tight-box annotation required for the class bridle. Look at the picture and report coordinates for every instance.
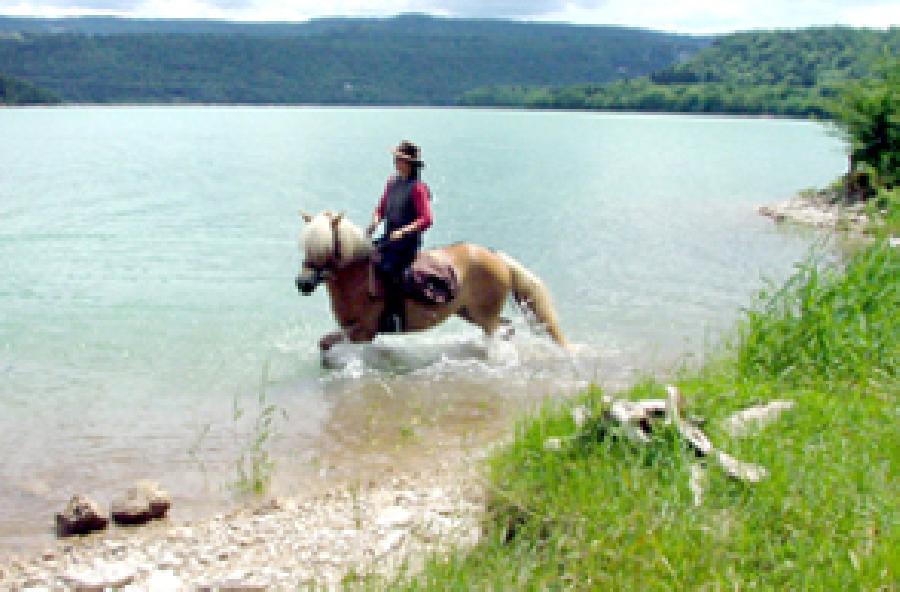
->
[302,217,343,279]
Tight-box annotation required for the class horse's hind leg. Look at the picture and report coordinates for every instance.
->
[456,306,498,336]
[497,316,515,340]
[481,316,514,341]
[460,296,510,340]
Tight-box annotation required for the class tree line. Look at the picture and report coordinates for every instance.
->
[0,15,708,105]
[0,72,59,104]
[460,27,899,118]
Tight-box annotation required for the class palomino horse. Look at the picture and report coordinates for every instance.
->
[295,211,568,353]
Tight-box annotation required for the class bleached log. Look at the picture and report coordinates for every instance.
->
[724,401,795,437]
[665,385,684,425]
[689,463,705,507]
[561,387,772,485]
[666,385,768,483]
[543,437,563,451]
[715,451,768,483]
[608,401,651,443]
[633,399,668,418]
[676,419,715,457]
[571,405,591,429]
[665,385,714,456]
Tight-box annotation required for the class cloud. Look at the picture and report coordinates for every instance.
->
[533,0,900,33]
[0,0,609,20]
[421,0,609,19]
[0,0,897,31]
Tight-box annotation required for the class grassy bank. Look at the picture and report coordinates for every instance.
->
[399,240,897,590]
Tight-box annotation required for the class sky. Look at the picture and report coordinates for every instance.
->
[0,0,897,34]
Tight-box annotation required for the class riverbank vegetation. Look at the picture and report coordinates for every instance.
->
[0,72,59,105]
[400,235,897,590]
[401,49,900,589]
[823,57,898,234]
[461,27,899,118]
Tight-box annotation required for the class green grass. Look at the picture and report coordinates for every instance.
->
[868,185,900,237]
[232,363,287,495]
[736,241,898,384]
[398,239,898,590]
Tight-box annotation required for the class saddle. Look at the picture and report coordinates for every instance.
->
[402,250,459,305]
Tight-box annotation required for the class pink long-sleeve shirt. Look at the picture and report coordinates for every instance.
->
[376,178,433,232]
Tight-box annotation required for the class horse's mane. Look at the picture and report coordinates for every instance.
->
[300,212,373,266]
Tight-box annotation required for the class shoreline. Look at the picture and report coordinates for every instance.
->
[1,102,819,121]
[0,451,487,590]
[0,369,592,588]
[0,356,626,588]
[758,190,871,234]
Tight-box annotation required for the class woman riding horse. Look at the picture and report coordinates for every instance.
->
[296,212,569,355]
[366,140,433,333]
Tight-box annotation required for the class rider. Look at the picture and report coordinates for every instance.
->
[366,140,433,333]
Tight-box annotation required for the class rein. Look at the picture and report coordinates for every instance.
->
[331,220,342,266]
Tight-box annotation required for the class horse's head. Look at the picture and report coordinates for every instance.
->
[296,210,372,295]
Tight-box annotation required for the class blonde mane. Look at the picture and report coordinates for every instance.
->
[300,212,373,267]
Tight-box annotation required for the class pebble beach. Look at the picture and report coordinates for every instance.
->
[0,458,485,591]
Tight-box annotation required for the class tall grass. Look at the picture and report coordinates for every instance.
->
[232,363,287,495]
[735,241,898,384]
[402,239,898,590]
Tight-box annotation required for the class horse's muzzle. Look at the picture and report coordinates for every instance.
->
[296,270,324,295]
[296,276,315,295]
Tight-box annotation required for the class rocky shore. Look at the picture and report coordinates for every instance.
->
[758,175,882,233]
[758,193,870,232]
[0,461,485,591]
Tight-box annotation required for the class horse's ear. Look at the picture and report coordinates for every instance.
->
[300,211,312,223]
[331,212,344,228]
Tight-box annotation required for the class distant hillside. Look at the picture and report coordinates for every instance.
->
[461,26,900,117]
[650,27,897,86]
[0,72,59,104]
[0,14,709,104]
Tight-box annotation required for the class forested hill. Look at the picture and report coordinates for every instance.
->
[0,14,709,104]
[460,27,899,117]
[650,27,897,86]
[0,72,59,104]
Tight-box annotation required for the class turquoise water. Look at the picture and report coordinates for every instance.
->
[0,107,844,552]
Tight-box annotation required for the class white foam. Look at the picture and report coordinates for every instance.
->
[311,318,624,393]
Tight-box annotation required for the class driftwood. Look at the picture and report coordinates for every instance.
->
[547,386,790,501]
[689,464,705,507]
[715,451,768,483]
[723,400,795,437]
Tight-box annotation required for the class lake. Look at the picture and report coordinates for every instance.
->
[0,106,845,553]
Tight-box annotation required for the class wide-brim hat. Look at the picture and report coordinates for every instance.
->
[391,140,424,166]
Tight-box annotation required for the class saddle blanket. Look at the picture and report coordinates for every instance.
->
[402,251,459,305]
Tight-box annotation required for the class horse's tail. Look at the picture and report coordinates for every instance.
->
[497,252,568,348]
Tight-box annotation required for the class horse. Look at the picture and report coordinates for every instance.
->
[295,211,568,354]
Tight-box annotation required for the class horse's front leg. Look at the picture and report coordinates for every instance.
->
[318,322,377,352]
[319,331,346,352]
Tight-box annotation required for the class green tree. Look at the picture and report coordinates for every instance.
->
[830,58,899,187]
[0,72,59,104]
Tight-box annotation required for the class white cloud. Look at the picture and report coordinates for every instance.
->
[554,0,896,31]
[534,0,900,33]
[0,0,897,31]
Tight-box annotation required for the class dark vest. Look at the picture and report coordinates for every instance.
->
[383,177,423,247]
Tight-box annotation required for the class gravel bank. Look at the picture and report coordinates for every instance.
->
[0,461,485,591]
